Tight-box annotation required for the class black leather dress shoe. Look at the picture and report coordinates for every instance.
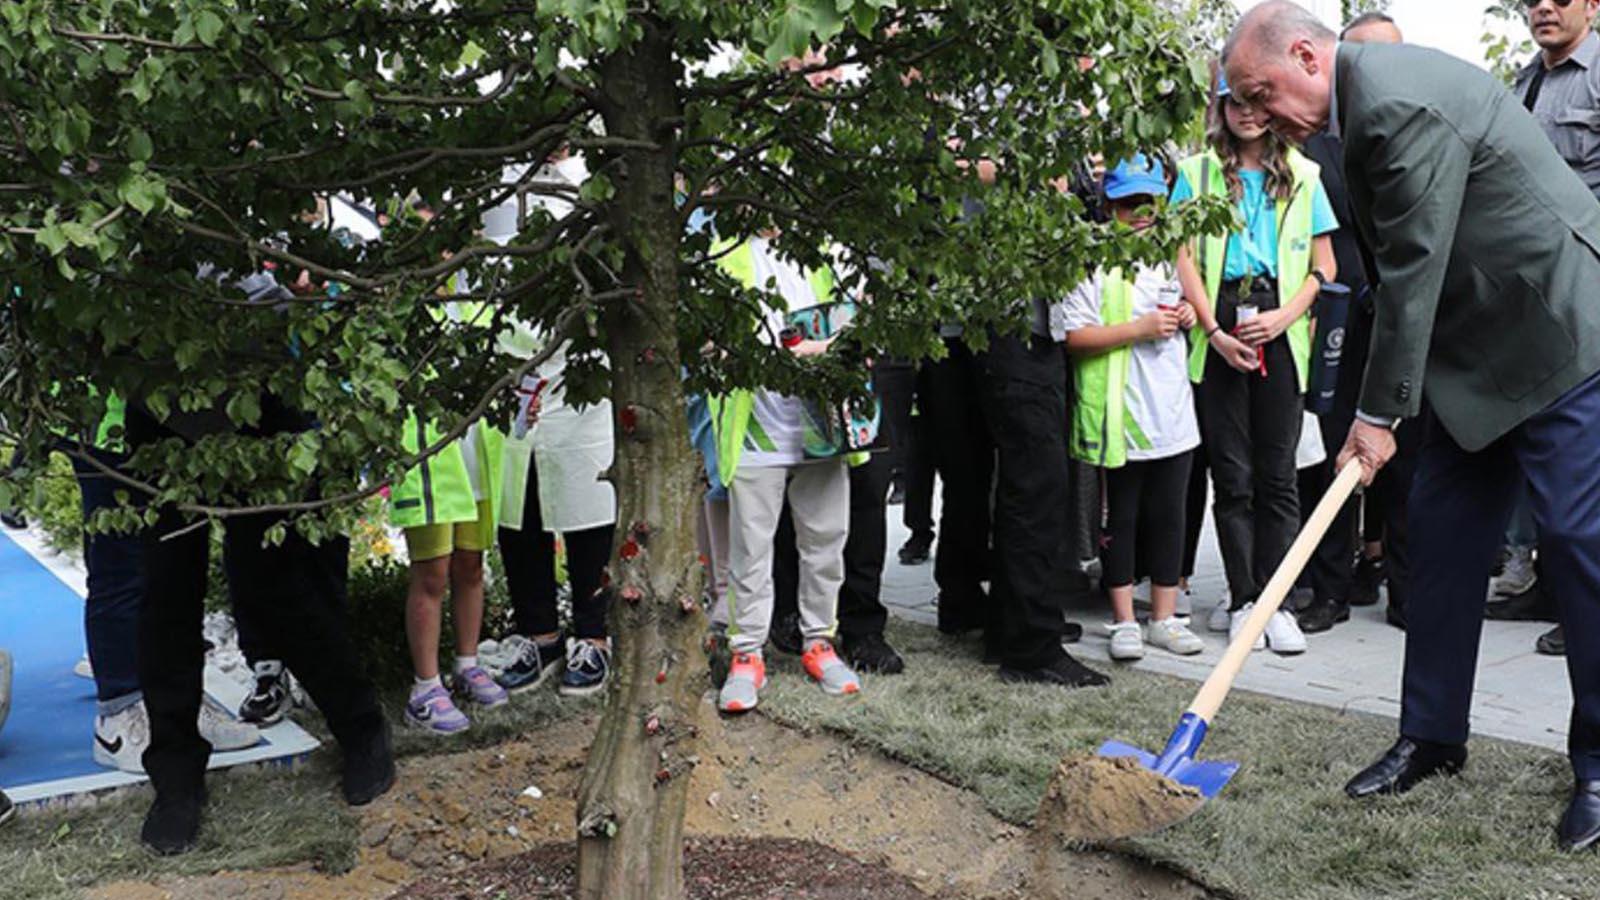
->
[1537,624,1566,657]
[1345,737,1466,799]
[1559,781,1600,851]
[1349,555,1385,607]
[1484,583,1559,622]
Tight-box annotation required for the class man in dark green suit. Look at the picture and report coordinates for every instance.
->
[1225,0,1600,851]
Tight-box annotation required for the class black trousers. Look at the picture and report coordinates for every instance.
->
[127,404,383,799]
[1103,452,1193,588]
[923,338,994,629]
[498,449,615,641]
[1197,288,1303,610]
[976,333,1074,668]
[877,360,936,541]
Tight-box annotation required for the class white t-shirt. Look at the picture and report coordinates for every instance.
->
[738,238,819,468]
[1060,266,1200,462]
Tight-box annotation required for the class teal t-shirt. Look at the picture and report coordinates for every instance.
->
[1170,168,1338,281]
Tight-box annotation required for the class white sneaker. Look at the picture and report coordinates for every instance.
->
[1489,547,1537,597]
[1207,602,1232,634]
[1264,610,1308,655]
[1107,621,1145,661]
[199,694,262,751]
[1148,618,1205,656]
[94,701,151,773]
[1228,602,1267,651]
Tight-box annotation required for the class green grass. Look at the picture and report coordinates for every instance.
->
[0,688,593,900]
[758,620,1600,900]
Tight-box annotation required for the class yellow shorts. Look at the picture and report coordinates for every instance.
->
[404,500,493,562]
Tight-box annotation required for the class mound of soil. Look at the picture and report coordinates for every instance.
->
[394,835,933,899]
[1036,755,1202,844]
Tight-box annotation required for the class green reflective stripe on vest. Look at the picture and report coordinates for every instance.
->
[1070,271,1135,468]
[1176,149,1320,391]
[389,415,481,529]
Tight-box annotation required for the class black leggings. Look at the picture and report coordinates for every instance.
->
[498,451,616,640]
[1101,452,1194,589]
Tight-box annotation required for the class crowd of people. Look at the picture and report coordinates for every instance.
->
[1,0,1597,860]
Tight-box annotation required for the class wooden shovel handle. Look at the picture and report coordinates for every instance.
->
[1186,458,1365,723]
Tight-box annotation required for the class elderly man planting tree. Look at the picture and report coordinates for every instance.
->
[1225,0,1600,851]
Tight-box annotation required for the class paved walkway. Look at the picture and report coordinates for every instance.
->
[880,499,1573,754]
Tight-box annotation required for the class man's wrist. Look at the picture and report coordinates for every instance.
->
[1355,410,1400,431]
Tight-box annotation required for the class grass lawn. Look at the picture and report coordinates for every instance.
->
[0,686,590,900]
[759,620,1600,900]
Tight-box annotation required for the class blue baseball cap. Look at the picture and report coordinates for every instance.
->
[1103,154,1167,201]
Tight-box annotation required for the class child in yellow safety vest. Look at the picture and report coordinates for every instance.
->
[389,298,510,735]
[1064,156,1206,662]
[1170,71,1338,655]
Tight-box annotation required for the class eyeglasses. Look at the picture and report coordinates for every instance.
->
[1523,0,1575,9]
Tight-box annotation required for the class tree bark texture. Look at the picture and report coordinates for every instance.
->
[576,18,705,900]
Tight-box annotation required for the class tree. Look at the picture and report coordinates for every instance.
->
[0,2,1222,896]
[1341,0,1391,27]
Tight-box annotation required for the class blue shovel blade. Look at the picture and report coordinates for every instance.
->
[1097,739,1239,799]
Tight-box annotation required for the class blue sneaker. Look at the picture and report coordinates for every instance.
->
[494,635,565,693]
[559,640,611,697]
[404,684,469,735]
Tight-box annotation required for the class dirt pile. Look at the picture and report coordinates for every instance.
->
[1036,755,1203,844]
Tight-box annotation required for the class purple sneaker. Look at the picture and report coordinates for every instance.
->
[404,685,469,735]
[455,666,509,708]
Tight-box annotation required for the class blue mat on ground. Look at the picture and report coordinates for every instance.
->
[0,528,319,805]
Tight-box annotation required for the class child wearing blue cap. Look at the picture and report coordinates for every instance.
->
[1061,156,1206,661]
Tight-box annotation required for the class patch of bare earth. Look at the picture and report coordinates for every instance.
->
[90,699,1214,900]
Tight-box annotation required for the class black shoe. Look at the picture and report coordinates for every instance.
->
[897,533,933,565]
[496,634,566,693]
[1349,555,1385,607]
[1344,737,1465,799]
[1559,780,1600,851]
[341,722,396,807]
[769,612,803,656]
[998,653,1109,689]
[842,632,905,675]
[0,511,24,530]
[238,662,292,725]
[1298,598,1350,634]
[1385,602,1407,630]
[0,789,14,829]
[1537,625,1567,657]
[1484,583,1559,623]
[141,791,204,855]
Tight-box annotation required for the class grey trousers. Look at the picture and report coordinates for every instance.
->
[726,460,849,654]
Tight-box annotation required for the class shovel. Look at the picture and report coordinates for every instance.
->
[1042,458,1365,842]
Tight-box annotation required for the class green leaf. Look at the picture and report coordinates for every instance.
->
[226,391,262,427]
[194,10,225,46]
[126,128,153,162]
[342,79,374,116]
[34,224,68,255]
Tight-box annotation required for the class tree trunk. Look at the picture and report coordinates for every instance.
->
[576,18,703,900]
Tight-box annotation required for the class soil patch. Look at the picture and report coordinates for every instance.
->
[394,835,933,899]
[1038,755,1203,844]
[90,700,1214,900]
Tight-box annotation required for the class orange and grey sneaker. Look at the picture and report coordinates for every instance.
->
[801,640,861,696]
[717,651,767,713]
